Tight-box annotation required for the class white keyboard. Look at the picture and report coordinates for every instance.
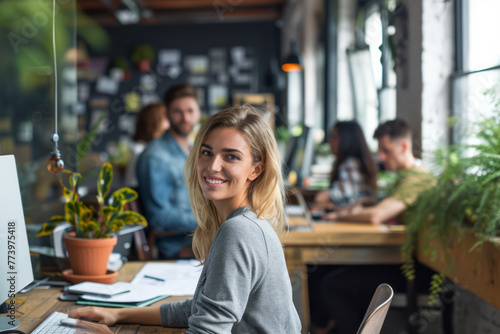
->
[31,311,76,334]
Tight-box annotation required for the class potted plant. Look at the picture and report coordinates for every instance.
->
[314,142,333,166]
[110,57,131,81]
[37,163,147,277]
[131,44,155,73]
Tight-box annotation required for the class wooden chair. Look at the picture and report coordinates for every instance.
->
[356,283,394,334]
[127,198,194,260]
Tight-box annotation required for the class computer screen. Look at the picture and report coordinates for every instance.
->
[284,126,315,186]
[0,155,34,330]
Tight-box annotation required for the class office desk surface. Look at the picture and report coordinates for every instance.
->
[283,218,407,246]
[14,262,189,333]
[283,218,407,333]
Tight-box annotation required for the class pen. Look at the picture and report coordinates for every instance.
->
[144,275,165,282]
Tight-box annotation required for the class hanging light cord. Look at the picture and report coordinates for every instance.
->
[52,0,58,146]
[48,0,64,172]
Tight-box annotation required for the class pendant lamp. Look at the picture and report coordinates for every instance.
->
[282,41,303,72]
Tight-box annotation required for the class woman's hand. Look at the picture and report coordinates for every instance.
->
[68,307,121,326]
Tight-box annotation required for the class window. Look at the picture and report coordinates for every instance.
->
[348,1,397,151]
[453,0,500,145]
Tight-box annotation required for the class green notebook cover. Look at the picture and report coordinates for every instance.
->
[76,294,170,308]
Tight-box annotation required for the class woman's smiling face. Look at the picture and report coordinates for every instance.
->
[197,127,263,209]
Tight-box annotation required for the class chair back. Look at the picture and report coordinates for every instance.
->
[356,283,394,334]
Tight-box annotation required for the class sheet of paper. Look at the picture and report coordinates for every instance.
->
[130,261,202,296]
[81,283,166,303]
[69,282,131,297]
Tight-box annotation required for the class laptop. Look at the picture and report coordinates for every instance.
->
[285,188,318,231]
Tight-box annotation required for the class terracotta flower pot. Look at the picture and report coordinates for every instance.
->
[63,232,117,276]
[139,59,150,72]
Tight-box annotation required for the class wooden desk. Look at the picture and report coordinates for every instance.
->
[282,218,407,333]
[13,262,190,333]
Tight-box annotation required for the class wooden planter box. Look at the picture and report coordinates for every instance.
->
[417,230,500,309]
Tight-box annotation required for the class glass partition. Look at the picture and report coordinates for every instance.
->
[0,0,77,225]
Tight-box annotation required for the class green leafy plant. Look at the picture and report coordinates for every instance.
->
[131,44,155,64]
[314,142,331,157]
[112,57,130,70]
[401,87,500,301]
[37,163,147,239]
[275,125,291,143]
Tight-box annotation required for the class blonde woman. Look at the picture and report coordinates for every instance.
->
[69,105,301,333]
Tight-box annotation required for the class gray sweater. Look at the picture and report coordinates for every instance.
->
[160,206,301,333]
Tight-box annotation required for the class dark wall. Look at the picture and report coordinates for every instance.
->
[80,21,283,152]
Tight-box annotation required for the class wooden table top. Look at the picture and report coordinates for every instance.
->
[283,217,407,246]
[13,262,189,333]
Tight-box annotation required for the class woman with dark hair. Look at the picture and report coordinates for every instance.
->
[124,103,170,187]
[314,121,378,209]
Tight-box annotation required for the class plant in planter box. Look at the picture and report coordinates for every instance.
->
[37,163,147,276]
[111,57,131,80]
[402,89,500,302]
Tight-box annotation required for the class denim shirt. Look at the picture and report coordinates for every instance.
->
[136,131,198,257]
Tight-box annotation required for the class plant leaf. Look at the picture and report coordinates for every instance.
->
[69,172,82,189]
[97,163,113,205]
[36,216,66,237]
[117,211,147,226]
[109,187,138,207]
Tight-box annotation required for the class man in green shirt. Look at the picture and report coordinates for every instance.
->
[312,120,436,334]
[323,119,434,224]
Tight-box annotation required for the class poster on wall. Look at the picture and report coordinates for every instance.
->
[124,92,141,113]
[118,115,136,135]
[210,48,226,73]
[142,93,160,106]
[96,76,120,95]
[228,47,257,89]
[208,85,228,108]
[185,55,209,74]
[158,49,183,79]
[88,58,109,81]
[188,75,208,86]
[140,74,157,92]
[158,49,181,66]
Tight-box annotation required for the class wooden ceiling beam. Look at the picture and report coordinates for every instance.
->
[78,0,121,10]
[143,0,286,8]
[79,8,281,25]
[78,0,286,10]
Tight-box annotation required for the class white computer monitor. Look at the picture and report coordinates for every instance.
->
[0,155,34,331]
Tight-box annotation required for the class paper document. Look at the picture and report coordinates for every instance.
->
[131,260,202,296]
[81,283,167,303]
[68,282,131,298]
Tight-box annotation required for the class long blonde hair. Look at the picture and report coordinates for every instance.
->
[185,104,286,263]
